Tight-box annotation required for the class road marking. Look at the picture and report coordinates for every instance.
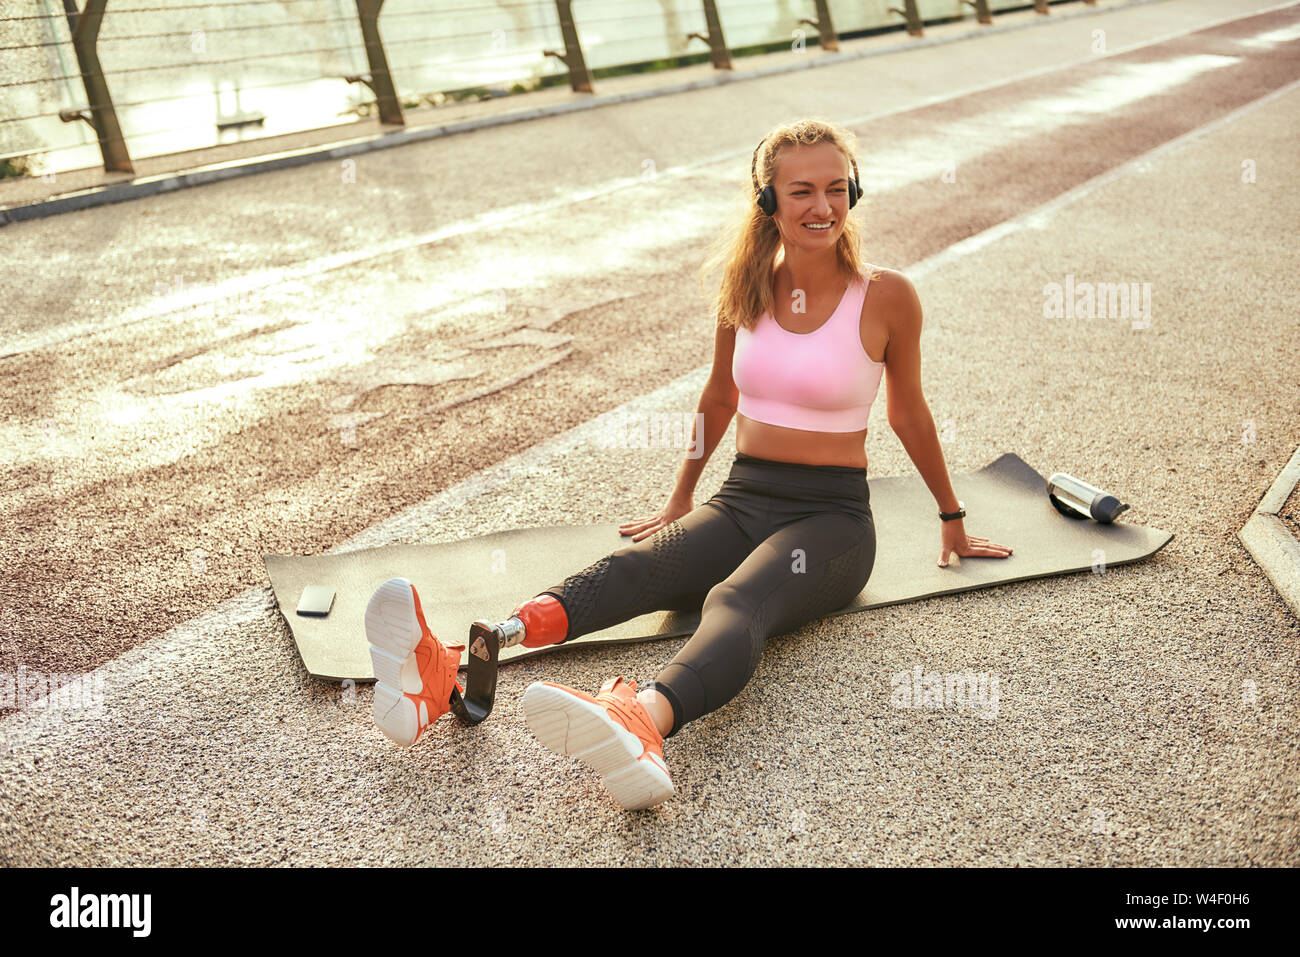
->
[909,75,1300,273]
[863,54,1242,194]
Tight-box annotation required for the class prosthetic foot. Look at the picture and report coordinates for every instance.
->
[453,594,568,725]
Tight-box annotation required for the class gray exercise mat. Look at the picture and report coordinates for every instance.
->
[264,453,1173,681]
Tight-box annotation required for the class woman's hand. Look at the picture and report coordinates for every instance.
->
[619,490,695,543]
[938,520,1014,567]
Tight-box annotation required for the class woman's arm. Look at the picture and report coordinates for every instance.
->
[673,321,739,497]
[880,270,1014,566]
[879,270,961,514]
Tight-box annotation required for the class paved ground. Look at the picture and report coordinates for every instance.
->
[0,0,1297,865]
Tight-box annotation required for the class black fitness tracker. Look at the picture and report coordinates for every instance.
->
[939,501,966,522]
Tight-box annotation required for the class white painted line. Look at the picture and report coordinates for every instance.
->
[1256,444,1300,516]
[863,54,1243,195]
[905,76,1300,275]
[1236,19,1300,45]
[1238,513,1300,619]
[4,57,1298,750]
[4,0,1296,360]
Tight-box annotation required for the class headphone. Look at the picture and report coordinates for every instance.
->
[751,135,862,217]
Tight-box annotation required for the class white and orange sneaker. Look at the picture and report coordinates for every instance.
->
[365,577,465,747]
[521,676,674,810]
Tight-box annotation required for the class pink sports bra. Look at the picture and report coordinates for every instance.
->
[732,269,885,433]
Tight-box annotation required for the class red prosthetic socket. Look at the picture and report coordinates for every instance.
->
[511,594,569,648]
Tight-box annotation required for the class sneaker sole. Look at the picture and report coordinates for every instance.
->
[521,682,674,811]
[365,577,425,747]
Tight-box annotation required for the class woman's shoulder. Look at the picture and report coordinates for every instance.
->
[861,265,919,303]
[858,265,919,359]
[860,263,900,286]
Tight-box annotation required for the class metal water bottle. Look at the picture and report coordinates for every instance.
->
[1047,472,1130,523]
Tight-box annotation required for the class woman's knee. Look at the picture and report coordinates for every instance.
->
[701,576,753,615]
[698,579,769,682]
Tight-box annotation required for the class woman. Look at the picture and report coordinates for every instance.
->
[365,118,1013,810]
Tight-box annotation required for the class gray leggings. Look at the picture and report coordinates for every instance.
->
[540,452,876,738]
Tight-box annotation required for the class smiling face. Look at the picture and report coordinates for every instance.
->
[768,141,853,251]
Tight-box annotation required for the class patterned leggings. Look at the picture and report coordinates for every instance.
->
[539,453,876,737]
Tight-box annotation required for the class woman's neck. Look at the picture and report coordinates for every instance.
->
[774,248,847,298]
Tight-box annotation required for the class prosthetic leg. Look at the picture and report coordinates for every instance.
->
[449,594,567,725]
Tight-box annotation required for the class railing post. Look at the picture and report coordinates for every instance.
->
[60,0,132,174]
[960,0,994,26]
[349,0,404,126]
[887,0,924,38]
[686,1,733,69]
[798,0,840,53]
[543,1,595,92]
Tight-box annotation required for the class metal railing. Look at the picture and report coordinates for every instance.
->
[0,0,1093,179]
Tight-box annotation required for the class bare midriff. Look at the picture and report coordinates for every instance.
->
[735,415,869,471]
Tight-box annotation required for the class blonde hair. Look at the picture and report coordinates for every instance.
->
[698,116,881,332]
